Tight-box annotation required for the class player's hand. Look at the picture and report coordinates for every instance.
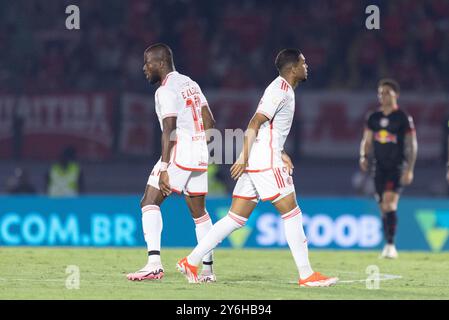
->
[401,169,414,186]
[230,156,247,180]
[359,157,369,172]
[159,171,171,197]
[281,152,294,175]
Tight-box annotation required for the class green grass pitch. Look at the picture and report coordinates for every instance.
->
[1,247,448,300]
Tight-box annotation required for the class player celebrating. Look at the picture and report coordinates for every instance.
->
[359,79,418,259]
[176,49,338,287]
[127,43,217,282]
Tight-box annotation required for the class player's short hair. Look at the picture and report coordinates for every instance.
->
[144,43,174,66]
[275,48,302,73]
[378,78,400,94]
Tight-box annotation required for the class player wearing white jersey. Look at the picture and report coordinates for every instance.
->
[127,43,216,282]
[177,49,338,287]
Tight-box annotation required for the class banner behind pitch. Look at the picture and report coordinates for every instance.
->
[1,196,448,251]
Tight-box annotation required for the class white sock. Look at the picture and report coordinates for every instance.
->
[282,206,314,279]
[141,205,163,264]
[193,211,214,272]
[188,212,247,266]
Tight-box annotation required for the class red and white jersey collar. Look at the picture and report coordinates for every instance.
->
[278,76,293,91]
[161,71,178,86]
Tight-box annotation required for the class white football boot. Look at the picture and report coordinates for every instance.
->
[380,244,398,259]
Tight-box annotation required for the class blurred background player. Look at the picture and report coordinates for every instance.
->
[177,49,338,287]
[359,79,418,259]
[127,43,217,282]
[46,146,84,197]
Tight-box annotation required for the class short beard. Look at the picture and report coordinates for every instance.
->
[149,74,161,85]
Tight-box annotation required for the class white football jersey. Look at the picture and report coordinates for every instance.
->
[154,71,209,171]
[246,76,295,171]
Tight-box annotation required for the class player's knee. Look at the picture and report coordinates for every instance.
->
[140,195,158,208]
[381,201,396,213]
[388,204,398,212]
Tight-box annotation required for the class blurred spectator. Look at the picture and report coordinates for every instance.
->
[5,167,36,194]
[46,146,84,197]
[0,0,447,93]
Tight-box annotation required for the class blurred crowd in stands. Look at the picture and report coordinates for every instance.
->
[1,0,449,93]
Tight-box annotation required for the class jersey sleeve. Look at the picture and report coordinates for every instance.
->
[199,90,209,107]
[157,87,179,119]
[256,88,286,120]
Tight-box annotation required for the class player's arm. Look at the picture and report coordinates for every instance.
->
[359,128,373,172]
[360,113,375,172]
[201,104,216,142]
[402,130,417,185]
[230,112,269,180]
[401,116,418,185]
[159,116,177,196]
[157,87,178,196]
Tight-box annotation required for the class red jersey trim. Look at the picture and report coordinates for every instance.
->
[273,169,282,188]
[280,80,289,92]
[232,194,258,200]
[261,193,281,202]
[245,168,271,173]
[161,113,178,119]
[185,191,208,196]
[273,168,285,188]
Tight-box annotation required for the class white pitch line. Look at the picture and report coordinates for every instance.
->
[339,274,402,284]
[0,277,64,283]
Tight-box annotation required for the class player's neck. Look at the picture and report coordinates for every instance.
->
[160,68,176,83]
[280,74,298,89]
[381,103,398,115]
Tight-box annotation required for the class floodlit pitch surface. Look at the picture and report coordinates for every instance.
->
[1,248,448,300]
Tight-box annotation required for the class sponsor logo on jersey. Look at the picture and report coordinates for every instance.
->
[374,130,397,144]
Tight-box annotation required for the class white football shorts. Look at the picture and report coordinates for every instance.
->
[232,166,295,203]
[147,159,208,196]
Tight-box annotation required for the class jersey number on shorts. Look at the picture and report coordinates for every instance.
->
[186,95,204,134]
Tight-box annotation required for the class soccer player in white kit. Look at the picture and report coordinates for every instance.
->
[127,43,217,282]
[177,49,338,287]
